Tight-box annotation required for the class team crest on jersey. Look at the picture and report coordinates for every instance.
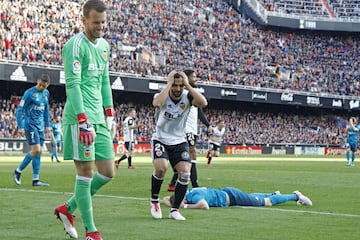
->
[180,102,186,110]
[181,151,190,160]
[84,148,91,158]
[34,93,38,98]
[102,49,108,60]
[190,140,195,145]
[73,60,81,74]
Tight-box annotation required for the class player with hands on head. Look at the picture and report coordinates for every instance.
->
[53,1,116,239]
[168,69,212,191]
[150,69,208,221]
[13,74,54,187]
[345,117,360,166]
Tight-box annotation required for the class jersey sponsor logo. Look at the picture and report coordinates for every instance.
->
[10,66,27,82]
[111,77,124,90]
[34,105,45,111]
[72,60,81,74]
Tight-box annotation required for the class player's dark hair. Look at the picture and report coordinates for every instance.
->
[184,69,195,78]
[83,0,107,17]
[174,73,182,79]
[128,108,136,114]
[40,74,50,83]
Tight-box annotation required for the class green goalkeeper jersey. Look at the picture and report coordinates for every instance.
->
[62,32,113,124]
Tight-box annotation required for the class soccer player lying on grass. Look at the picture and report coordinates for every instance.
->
[163,187,312,210]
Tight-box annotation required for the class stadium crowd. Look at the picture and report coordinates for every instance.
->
[0,97,348,146]
[0,0,359,96]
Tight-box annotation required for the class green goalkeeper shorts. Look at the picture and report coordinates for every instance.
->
[63,123,115,161]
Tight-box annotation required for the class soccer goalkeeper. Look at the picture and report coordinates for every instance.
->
[53,1,116,239]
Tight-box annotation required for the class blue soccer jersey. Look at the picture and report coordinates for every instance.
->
[16,86,51,131]
[346,124,360,152]
[185,187,228,207]
[52,122,62,142]
[347,124,360,144]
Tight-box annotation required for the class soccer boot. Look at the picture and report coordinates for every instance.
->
[293,190,313,206]
[169,210,186,221]
[13,170,21,185]
[54,204,78,239]
[85,231,103,240]
[150,200,162,219]
[32,180,50,186]
[167,185,175,192]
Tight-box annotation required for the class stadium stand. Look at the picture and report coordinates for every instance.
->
[0,97,349,146]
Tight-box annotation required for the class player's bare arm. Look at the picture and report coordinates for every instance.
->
[152,70,177,107]
[178,71,208,108]
[182,199,209,210]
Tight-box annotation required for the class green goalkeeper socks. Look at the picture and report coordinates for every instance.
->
[67,173,111,213]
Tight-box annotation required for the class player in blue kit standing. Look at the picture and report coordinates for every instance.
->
[345,117,360,166]
[51,115,62,163]
[13,74,54,186]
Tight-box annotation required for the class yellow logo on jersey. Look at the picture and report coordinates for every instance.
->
[84,148,91,158]
[180,103,186,110]
[102,50,108,60]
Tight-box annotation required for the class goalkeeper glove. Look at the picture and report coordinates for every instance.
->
[77,113,96,147]
[105,107,116,138]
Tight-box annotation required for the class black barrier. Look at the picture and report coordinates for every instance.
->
[1,61,359,111]
[0,139,59,154]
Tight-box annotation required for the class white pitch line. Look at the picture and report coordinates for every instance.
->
[1,187,359,218]
[238,206,360,218]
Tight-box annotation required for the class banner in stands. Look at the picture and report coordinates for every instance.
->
[224,145,262,155]
[113,143,151,155]
[0,139,53,154]
[0,61,359,111]
[0,139,352,157]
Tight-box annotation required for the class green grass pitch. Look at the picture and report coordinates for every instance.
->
[1,154,359,239]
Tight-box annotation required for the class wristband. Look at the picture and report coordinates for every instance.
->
[77,113,88,124]
[105,107,115,117]
[183,204,188,209]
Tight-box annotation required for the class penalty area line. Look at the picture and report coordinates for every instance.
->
[1,187,359,218]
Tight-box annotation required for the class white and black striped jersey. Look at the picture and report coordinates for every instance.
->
[152,93,191,145]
